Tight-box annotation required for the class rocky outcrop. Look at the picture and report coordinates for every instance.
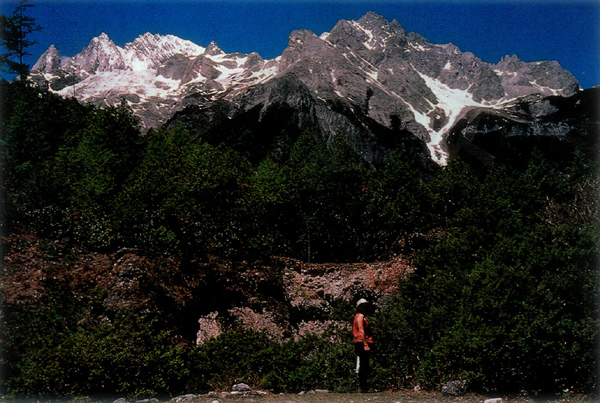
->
[441,380,467,397]
[495,54,580,98]
[2,234,412,346]
[195,256,411,345]
[31,44,62,73]
[65,32,128,74]
[446,87,599,169]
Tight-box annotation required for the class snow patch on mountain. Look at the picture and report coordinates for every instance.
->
[31,32,282,127]
[413,69,503,165]
[350,20,375,50]
[530,80,562,96]
[125,33,205,71]
[55,69,182,103]
[409,42,429,52]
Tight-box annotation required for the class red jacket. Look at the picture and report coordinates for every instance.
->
[353,313,373,344]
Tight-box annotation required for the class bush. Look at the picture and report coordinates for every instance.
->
[375,158,600,394]
[187,329,273,392]
[264,335,355,392]
[3,310,190,398]
[188,330,358,393]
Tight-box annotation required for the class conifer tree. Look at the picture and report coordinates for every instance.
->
[0,0,41,80]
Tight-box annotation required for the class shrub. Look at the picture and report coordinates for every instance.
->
[3,310,190,398]
[263,335,355,392]
[188,329,276,392]
[376,158,600,394]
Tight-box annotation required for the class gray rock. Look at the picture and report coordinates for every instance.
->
[171,394,199,403]
[205,41,224,56]
[66,33,128,74]
[495,54,579,98]
[32,45,62,72]
[231,382,251,392]
[157,54,194,80]
[197,311,222,345]
[441,379,466,396]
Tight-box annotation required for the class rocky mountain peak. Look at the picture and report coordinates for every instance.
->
[497,54,523,70]
[125,32,205,70]
[31,44,61,72]
[243,52,265,69]
[65,32,127,74]
[494,54,579,98]
[94,32,111,43]
[325,11,406,54]
[279,29,324,67]
[205,41,224,56]
[358,11,406,36]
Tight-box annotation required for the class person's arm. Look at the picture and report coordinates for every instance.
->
[357,314,370,351]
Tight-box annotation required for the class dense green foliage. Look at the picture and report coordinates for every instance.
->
[189,330,355,393]
[374,158,599,394]
[4,309,189,397]
[1,80,598,399]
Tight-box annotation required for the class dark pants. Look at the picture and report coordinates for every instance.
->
[354,342,372,392]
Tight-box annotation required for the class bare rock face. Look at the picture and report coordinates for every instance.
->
[197,312,222,345]
[192,256,412,345]
[446,87,599,170]
[3,231,415,349]
[204,41,224,56]
[495,54,580,98]
[66,33,128,74]
[31,44,62,72]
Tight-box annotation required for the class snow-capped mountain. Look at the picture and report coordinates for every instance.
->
[31,30,278,130]
[30,12,581,165]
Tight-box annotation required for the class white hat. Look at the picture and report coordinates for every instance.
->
[356,298,369,307]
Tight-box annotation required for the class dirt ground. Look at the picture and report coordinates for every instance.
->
[2,390,595,403]
[184,390,596,403]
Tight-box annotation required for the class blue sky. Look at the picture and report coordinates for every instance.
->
[2,0,599,89]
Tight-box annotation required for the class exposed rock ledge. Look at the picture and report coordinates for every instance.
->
[2,234,412,347]
[197,256,412,344]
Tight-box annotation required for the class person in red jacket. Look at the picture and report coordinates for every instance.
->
[353,298,373,392]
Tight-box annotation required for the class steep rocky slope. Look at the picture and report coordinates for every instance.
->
[447,87,599,169]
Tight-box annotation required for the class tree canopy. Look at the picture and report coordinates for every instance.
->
[0,0,41,80]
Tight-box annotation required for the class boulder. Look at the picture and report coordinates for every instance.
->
[171,394,199,403]
[231,383,251,392]
[441,379,466,396]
